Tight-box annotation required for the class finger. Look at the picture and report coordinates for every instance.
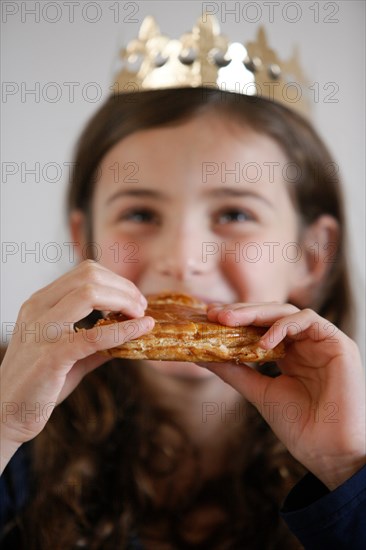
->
[207,302,277,311]
[43,283,147,325]
[258,309,342,350]
[22,261,147,320]
[206,301,225,309]
[207,303,299,326]
[59,316,155,365]
[196,361,270,408]
[207,302,266,314]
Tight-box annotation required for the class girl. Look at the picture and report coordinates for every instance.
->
[1,88,365,549]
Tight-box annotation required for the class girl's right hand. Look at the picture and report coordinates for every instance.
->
[0,260,154,473]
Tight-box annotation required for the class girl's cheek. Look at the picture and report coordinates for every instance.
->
[220,244,296,303]
[96,236,144,281]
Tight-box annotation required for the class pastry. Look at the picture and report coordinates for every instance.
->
[95,292,285,363]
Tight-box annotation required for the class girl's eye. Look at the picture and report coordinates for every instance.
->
[214,209,254,224]
[118,208,160,224]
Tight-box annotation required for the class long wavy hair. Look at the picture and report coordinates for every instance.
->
[17,89,354,548]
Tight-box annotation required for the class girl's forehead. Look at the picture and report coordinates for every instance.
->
[102,111,287,165]
[96,112,291,202]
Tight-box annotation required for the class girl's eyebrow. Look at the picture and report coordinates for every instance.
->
[105,189,167,205]
[204,188,274,208]
[105,188,273,208]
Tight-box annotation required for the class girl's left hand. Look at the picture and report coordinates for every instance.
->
[201,303,366,490]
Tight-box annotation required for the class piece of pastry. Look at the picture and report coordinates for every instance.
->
[95,292,285,363]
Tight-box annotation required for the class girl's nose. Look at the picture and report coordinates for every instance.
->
[152,228,213,281]
[155,255,207,280]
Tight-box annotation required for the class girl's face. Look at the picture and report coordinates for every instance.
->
[80,112,308,378]
[90,111,304,302]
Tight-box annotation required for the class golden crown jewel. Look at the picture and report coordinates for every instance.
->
[112,14,310,116]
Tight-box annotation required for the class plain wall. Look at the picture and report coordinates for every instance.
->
[1,0,365,350]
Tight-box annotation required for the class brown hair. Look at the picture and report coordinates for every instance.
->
[19,88,354,548]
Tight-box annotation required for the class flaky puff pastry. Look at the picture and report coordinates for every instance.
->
[96,292,285,363]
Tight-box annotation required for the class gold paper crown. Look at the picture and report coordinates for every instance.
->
[112,14,309,116]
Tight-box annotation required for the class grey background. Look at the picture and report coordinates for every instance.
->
[1,1,365,350]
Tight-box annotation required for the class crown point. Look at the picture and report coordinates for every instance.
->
[257,26,267,42]
[139,15,161,41]
[199,13,221,32]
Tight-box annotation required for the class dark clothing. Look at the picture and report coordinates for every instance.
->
[280,465,366,549]
[1,444,365,548]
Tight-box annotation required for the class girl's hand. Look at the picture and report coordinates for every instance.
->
[201,303,365,490]
[0,260,154,473]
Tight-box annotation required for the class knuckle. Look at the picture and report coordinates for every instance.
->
[128,293,144,310]
[82,259,97,268]
[82,261,103,285]
[76,327,100,352]
[81,283,99,303]
[340,334,359,355]
[19,298,35,320]
[81,258,97,273]
[125,279,141,298]
[30,287,43,299]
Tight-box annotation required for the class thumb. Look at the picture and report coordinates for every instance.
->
[196,361,270,410]
[57,353,110,404]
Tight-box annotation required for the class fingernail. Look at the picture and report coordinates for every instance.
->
[258,338,268,349]
[140,295,148,308]
[142,316,154,330]
[208,305,223,313]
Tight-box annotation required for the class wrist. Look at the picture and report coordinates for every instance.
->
[316,455,366,491]
[0,430,23,475]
